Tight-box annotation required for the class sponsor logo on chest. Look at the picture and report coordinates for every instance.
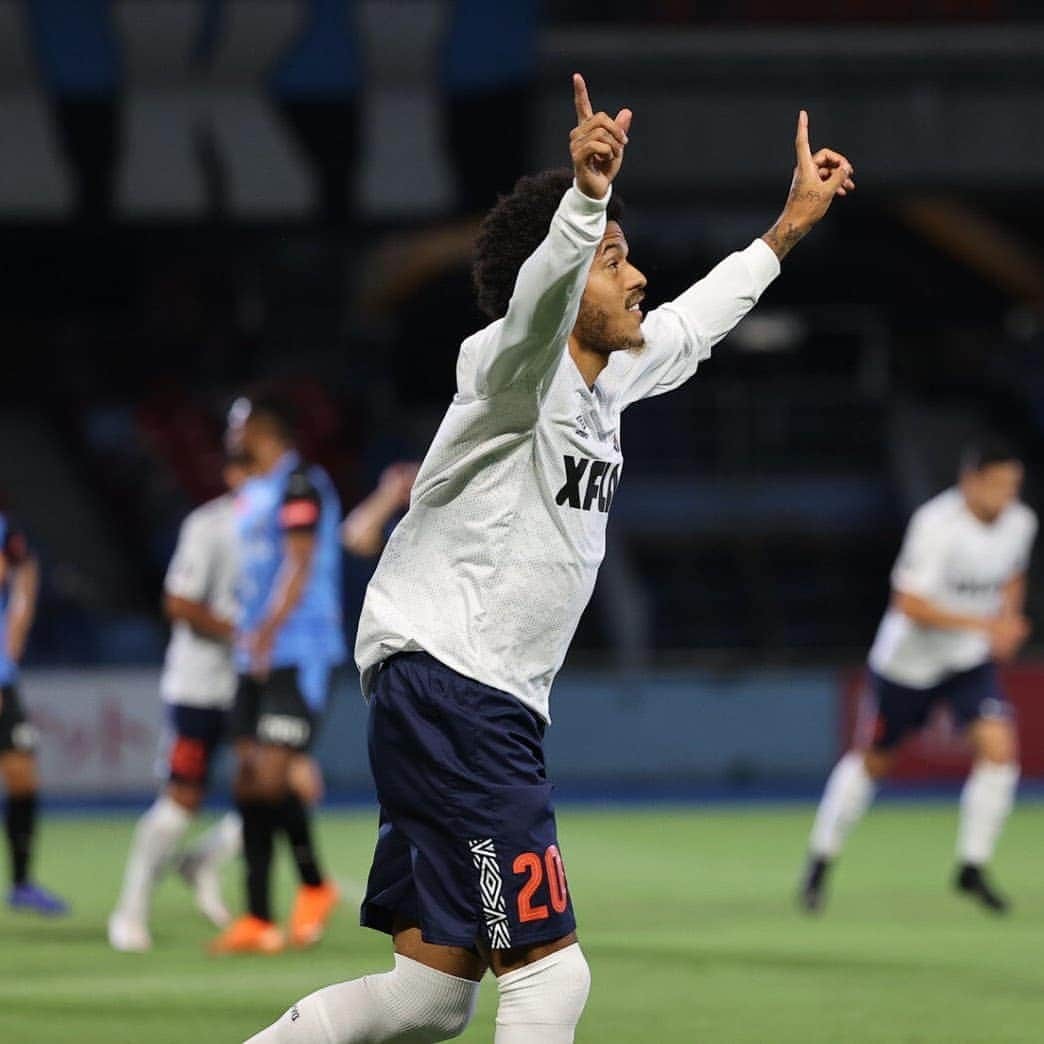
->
[950,575,1006,597]
[555,455,622,513]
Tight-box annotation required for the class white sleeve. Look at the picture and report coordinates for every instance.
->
[1014,510,1038,574]
[456,183,609,402]
[604,238,780,409]
[163,515,211,602]
[891,511,951,599]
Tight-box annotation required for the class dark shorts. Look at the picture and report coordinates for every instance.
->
[231,668,320,752]
[870,661,1012,751]
[165,704,228,787]
[0,685,36,754]
[360,652,576,951]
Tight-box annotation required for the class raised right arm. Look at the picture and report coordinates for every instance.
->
[465,186,610,399]
[462,75,632,400]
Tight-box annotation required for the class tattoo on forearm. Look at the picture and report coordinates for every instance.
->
[762,220,807,260]
[762,175,829,260]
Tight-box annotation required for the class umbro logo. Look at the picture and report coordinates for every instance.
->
[555,454,622,513]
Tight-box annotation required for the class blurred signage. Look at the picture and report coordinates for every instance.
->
[19,668,164,796]
[841,665,1044,781]
[0,0,454,217]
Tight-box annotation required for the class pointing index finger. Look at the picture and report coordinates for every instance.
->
[795,109,811,162]
[573,73,593,125]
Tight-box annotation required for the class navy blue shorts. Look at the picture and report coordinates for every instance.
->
[360,652,576,951]
[165,704,228,787]
[230,669,321,752]
[0,685,36,754]
[870,661,1012,751]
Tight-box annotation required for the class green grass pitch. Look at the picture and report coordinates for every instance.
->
[3,801,1044,1042]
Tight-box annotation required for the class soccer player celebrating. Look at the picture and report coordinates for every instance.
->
[802,440,1036,914]
[108,456,246,952]
[211,394,347,954]
[246,74,853,1042]
[0,511,67,915]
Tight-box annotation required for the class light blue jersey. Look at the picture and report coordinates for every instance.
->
[235,452,346,710]
[0,513,30,687]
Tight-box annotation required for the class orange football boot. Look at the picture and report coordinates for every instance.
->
[288,881,340,947]
[209,914,285,955]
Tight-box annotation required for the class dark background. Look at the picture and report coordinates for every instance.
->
[2,0,1042,675]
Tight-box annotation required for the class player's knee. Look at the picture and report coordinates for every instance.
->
[2,752,38,795]
[407,999,474,1040]
[862,749,893,780]
[496,943,591,1031]
[233,753,258,796]
[252,775,289,804]
[970,717,1015,765]
[255,959,479,1044]
[241,747,292,803]
[166,781,204,813]
[371,957,479,1041]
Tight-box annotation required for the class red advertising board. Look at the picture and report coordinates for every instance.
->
[840,664,1044,781]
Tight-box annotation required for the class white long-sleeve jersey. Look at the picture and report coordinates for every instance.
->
[356,183,780,721]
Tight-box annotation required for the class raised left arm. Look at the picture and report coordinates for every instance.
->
[762,110,854,261]
[609,240,779,406]
[606,111,853,407]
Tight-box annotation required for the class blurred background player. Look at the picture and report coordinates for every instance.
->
[0,509,67,916]
[108,440,416,954]
[108,455,245,953]
[212,393,347,954]
[802,439,1036,914]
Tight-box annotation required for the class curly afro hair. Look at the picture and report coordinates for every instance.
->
[472,168,624,321]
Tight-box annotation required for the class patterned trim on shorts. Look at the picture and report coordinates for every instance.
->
[468,838,512,949]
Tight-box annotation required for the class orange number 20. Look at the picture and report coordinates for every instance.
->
[513,845,569,923]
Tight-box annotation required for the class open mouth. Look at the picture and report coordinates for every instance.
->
[626,295,644,317]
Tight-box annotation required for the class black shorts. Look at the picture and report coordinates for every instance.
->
[0,684,37,754]
[361,652,576,951]
[231,668,319,752]
[870,661,1012,751]
[165,704,228,787]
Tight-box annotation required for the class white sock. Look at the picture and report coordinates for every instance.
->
[244,954,479,1043]
[494,944,591,1044]
[113,795,192,923]
[957,761,1019,866]
[184,811,242,869]
[809,751,876,859]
